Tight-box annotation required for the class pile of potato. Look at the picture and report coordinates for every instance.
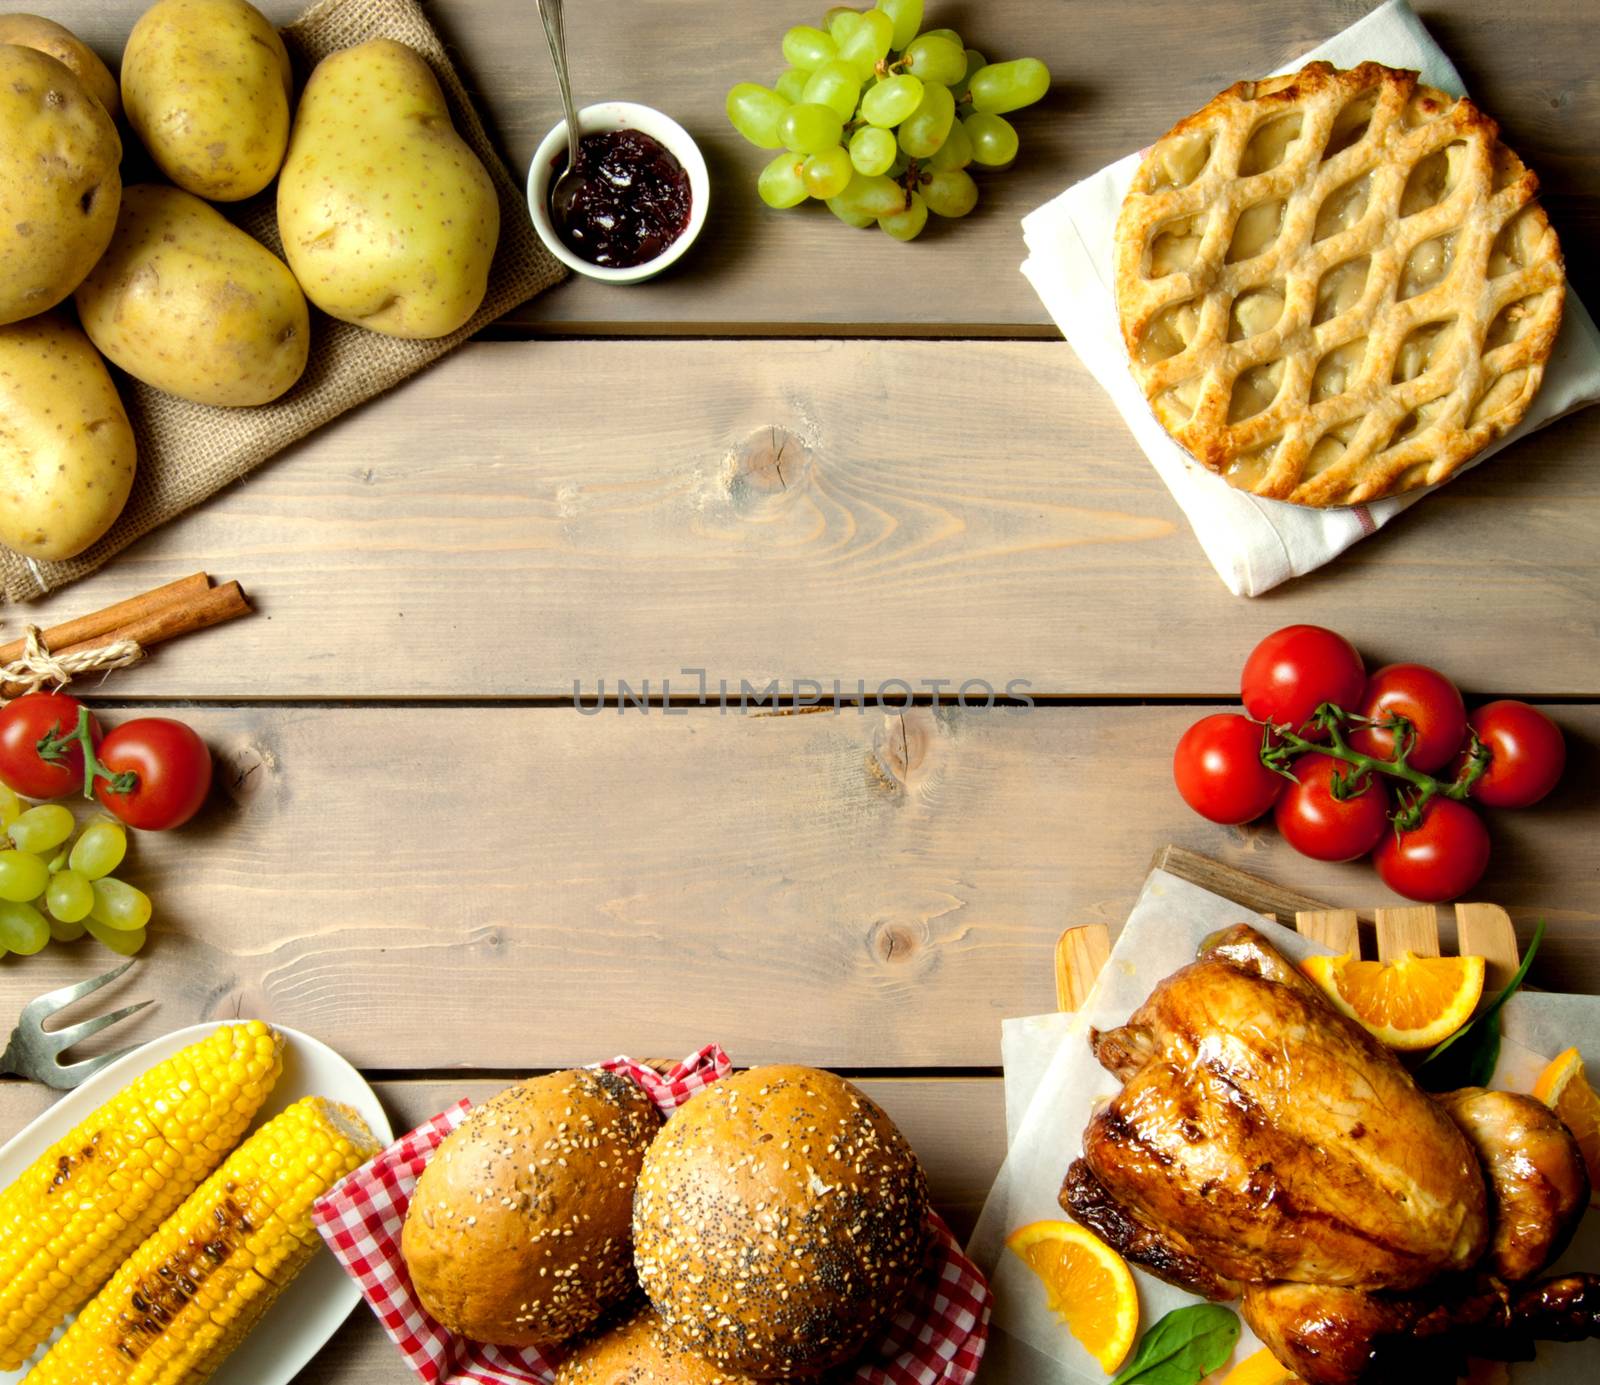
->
[0,0,501,561]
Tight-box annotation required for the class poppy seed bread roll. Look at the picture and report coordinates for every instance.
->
[633,1065,930,1377]
[402,1068,660,1346]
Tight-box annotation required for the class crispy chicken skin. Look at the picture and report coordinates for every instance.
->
[1438,1087,1591,1282]
[1242,1274,1600,1385]
[1066,925,1488,1295]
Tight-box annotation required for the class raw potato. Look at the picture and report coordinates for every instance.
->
[0,14,119,118]
[121,0,292,201]
[0,46,121,327]
[0,315,136,561]
[278,39,500,340]
[75,184,310,407]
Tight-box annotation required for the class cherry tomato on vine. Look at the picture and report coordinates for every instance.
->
[1240,625,1366,731]
[1460,700,1566,809]
[0,692,101,800]
[1348,663,1467,773]
[1373,798,1490,902]
[1173,713,1284,825]
[94,719,212,830]
[1274,754,1390,862]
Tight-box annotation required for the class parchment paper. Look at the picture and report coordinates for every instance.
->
[972,869,1599,1381]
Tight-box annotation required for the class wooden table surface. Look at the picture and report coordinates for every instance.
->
[2,2,1597,1381]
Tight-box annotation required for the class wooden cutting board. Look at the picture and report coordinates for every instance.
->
[1055,844,1523,1013]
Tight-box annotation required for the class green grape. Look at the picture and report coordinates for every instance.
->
[47,869,93,924]
[826,195,877,228]
[898,81,955,157]
[875,0,923,50]
[0,849,47,903]
[70,818,128,879]
[859,72,922,126]
[969,57,1051,114]
[90,877,152,932]
[826,8,863,43]
[836,9,894,79]
[929,118,973,170]
[802,60,861,122]
[880,189,929,241]
[10,804,73,855]
[0,783,21,831]
[775,67,809,104]
[782,24,836,71]
[922,168,979,217]
[779,103,845,155]
[902,33,966,85]
[758,153,810,209]
[48,912,86,943]
[964,111,1019,166]
[849,125,898,176]
[0,900,48,955]
[727,83,791,149]
[85,915,145,956]
[953,50,986,103]
[802,146,855,199]
[832,169,909,220]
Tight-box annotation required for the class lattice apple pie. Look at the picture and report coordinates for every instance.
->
[1115,62,1564,507]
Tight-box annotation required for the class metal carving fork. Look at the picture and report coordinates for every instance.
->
[1,962,153,1089]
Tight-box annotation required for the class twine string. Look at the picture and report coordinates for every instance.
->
[0,625,145,702]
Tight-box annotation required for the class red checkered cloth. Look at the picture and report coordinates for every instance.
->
[314,1045,990,1385]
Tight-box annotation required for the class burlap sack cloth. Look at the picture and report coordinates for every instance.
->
[0,0,566,604]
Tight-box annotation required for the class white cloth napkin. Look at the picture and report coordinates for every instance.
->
[1020,0,1600,596]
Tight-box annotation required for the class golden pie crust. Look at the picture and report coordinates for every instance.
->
[1115,61,1565,507]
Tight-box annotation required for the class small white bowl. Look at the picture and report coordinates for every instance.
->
[527,101,709,285]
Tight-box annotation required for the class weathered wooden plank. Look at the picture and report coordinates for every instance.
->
[0,703,1592,1074]
[0,1074,1007,1381]
[37,0,1600,332]
[17,341,1600,698]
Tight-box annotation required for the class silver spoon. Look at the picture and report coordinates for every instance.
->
[535,0,584,228]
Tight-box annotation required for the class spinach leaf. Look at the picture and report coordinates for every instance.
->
[1110,1304,1241,1385]
[1416,918,1544,1092]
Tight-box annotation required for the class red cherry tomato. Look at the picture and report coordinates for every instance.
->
[1373,798,1491,903]
[1240,625,1366,731]
[1174,714,1284,825]
[1462,701,1566,809]
[0,692,101,799]
[94,718,213,830]
[1348,663,1468,773]
[1274,754,1390,862]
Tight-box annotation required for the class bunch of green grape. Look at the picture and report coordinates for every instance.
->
[726,0,1049,240]
[0,785,152,960]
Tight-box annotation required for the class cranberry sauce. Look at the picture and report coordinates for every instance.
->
[550,128,692,269]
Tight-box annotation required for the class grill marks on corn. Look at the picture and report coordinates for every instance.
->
[27,1096,379,1385]
[633,1067,929,1376]
[0,1022,285,1372]
[111,1184,257,1363]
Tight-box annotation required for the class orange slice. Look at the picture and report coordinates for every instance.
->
[1302,950,1484,1050]
[1218,1346,1302,1384]
[1533,1046,1600,1203]
[1006,1219,1138,1374]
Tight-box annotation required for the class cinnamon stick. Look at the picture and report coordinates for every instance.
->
[56,580,251,660]
[0,572,212,665]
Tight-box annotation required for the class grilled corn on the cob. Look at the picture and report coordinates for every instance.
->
[29,1094,381,1385]
[0,1021,284,1370]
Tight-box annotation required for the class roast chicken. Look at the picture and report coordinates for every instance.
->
[1061,925,1597,1384]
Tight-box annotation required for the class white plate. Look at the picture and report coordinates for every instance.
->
[0,1021,393,1384]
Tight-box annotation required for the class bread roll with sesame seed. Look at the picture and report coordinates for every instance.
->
[633,1065,930,1378]
[553,1306,773,1384]
[401,1069,661,1347]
